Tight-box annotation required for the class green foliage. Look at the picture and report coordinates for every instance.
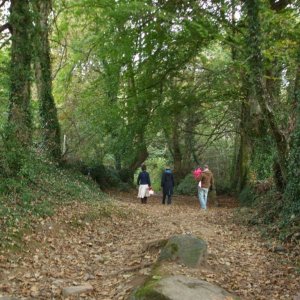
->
[0,49,9,129]
[52,0,221,174]
[238,186,257,207]
[176,174,197,196]
[237,187,299,240]
[0,127,32,178]
[255,190,284,225]
[87,165,120,187]
[278,200,300,240]
[250,136,275,180]
[0,155,107,248]
[119,168,134,184]
[78,163,133,190]
[281,47,300,236]
[215,181,232,195]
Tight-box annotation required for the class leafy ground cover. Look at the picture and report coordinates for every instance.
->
[0,191,299,299]
[0,160,107,250]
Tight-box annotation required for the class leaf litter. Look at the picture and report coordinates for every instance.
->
[0,192,299,299]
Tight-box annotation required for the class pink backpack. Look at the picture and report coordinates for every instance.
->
[193,168,202,180]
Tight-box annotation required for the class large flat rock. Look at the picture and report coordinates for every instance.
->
[132,275,239,300]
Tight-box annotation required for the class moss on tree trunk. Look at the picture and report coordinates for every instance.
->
[33,0,61,162]
[8,0,32,148]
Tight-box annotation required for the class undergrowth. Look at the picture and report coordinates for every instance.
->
[237,187,300,242]
[0,154,111,249]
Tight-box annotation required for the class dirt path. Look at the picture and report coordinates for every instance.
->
[0,192,299,300]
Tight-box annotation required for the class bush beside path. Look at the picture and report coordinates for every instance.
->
[0,191,299,299]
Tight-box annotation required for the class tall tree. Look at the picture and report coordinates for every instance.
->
[1,0,33,176]
[245,0,288,189]
[7,0,32,149]
[284,44,300,211]
[33,0,61,162]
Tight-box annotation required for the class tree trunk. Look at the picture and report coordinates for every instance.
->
[128,137,149,172]
[236,97,252,192]
[245,0,288,187]
[182,107,197,173]
[284,45,300,203]
[33,0,61,162]
[7,0,32,148]
[124,61,149,180]
[172,116,184,182]
[4,0,33,176]
[122,133,148,183]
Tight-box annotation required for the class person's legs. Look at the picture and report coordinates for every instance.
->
[167,194,172,204]
[198,188,208,209]
[203,189,209,208]
[144,197,147,204]
[198,187,201,206]
[201,188,209,209]
[162,193,166,204]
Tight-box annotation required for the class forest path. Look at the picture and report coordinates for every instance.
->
[0,191,299,300]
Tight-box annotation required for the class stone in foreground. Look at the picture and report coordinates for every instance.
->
[62,284,93,297]
[132,275,239,300]
[159,234,207,267]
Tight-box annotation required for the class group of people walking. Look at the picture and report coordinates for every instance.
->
[136,164,214,209]
[137,164,174,205]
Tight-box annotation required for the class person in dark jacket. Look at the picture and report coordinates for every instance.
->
[137,164,151,204]
[161,167,175,205]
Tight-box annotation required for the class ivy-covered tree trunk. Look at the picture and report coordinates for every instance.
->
[182,112,196,173]
[284,45,300,209]
[245,0,288,188]
[124,61,149,181]
[236,97,252,192]
[172,115,184,181]
[4,0,33,176]
[8,0,32,149]
[33,0,61,162]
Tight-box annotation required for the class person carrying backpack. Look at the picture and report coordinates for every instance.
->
[198,164,214,210]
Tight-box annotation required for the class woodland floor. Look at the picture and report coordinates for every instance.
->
[0,191,299,300]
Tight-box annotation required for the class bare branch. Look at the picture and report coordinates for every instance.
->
[269,0,291,11]
[0,0,8,8]
[0,36,10,49]
[0,22,10,33]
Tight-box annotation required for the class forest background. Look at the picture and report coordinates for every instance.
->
[0,0,299,246]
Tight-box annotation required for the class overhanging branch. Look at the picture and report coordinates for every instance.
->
[0,0,8,8]
[269,0,291,11]
[0,22,11,34]
[0,36,10,49]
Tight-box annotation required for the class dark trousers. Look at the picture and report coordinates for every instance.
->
[162,194,172,205]
[141,197,147,204]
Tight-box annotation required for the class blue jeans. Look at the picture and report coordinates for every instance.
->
[198,188,209,209]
